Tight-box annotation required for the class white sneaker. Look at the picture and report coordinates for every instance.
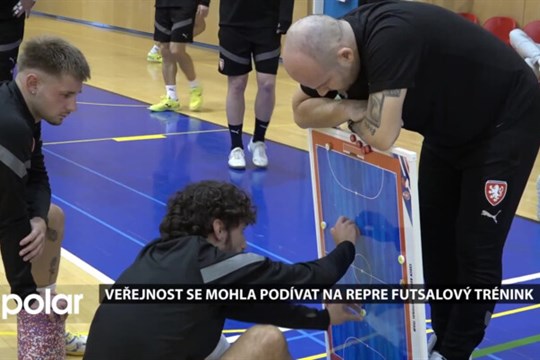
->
[248,140,268,168]
[228,147,246,169]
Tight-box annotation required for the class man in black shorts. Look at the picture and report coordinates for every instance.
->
[282,1,540,359]
[148,0,209,112]
[0,0,34,81]
[219,0,294,169]
[85,180,363,359]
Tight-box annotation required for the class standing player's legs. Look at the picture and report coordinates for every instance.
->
[418,143,461,355]
[0,16,24,81]
[169,7,202,111]
[249,30,281,168]
[219,26,253,170]
[149,8,179,112]
[150,7,202,112]
[437,114,540,359]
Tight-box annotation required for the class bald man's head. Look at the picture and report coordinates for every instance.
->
[284,15,343,66]
[283,15,360,94]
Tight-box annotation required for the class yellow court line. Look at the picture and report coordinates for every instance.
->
[222,329,247,334]
[43,129,228,146]
[299,353,327,360]
[113,134,166,142]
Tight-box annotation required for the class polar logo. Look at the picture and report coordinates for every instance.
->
[1,289,83,320]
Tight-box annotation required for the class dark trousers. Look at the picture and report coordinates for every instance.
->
[0,16,25,81]
[419,103,540,359]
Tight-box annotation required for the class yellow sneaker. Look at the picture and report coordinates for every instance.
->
[147,52,162,63]
[65,331,86,356]
[148,96,180,112]
[189,86,203,111]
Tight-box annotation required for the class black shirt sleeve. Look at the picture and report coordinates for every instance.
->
[300,84,339,99]
[222,302,330,330]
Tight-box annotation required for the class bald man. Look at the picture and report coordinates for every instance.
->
[282,2,540,360]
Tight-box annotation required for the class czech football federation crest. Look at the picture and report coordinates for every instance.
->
[485,180,507,206]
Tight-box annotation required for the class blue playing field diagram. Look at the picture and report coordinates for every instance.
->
[316,146,409,359]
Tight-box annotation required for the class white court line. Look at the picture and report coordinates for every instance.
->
[61,248,114,284]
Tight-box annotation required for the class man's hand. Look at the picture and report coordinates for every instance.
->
[19,217,47,262]
[327,303,364,325]
[345,99,368,122]
[330,216,360,246]
[196,5,209,18]
[31,290,69,322]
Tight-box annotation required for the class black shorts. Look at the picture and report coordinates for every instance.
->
[153,7,196,43]
[0,16,25,81]
[218,26,281,76]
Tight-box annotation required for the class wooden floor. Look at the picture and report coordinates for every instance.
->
[0,14,538,358]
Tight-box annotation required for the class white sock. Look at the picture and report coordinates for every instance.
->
[149,45,160,54]
[166,86,178,100]
[189,80,199,89]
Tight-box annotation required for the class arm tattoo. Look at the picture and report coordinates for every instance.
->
[362,89,401,136]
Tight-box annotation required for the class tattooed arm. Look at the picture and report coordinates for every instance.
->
[348,89,407,150]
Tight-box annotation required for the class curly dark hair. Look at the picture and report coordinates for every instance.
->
[159,181,257,241]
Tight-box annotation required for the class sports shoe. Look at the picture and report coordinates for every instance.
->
[228,147,246,169]
[147,52,162,63]
[148,96,180,112]
[65,331,86,356]
[248,140,268,168]
[189,86,203,111]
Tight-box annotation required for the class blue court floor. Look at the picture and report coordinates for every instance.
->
[43,85,540,359]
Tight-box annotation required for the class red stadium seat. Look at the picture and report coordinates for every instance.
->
[483,16,518,45]
[524,20,540,43]
[459,12,479,24]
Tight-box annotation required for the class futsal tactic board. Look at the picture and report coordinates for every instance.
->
[309,128,427,360]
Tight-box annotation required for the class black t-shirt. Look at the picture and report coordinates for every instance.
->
[219,0,294,29]
[302,0,540,147]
